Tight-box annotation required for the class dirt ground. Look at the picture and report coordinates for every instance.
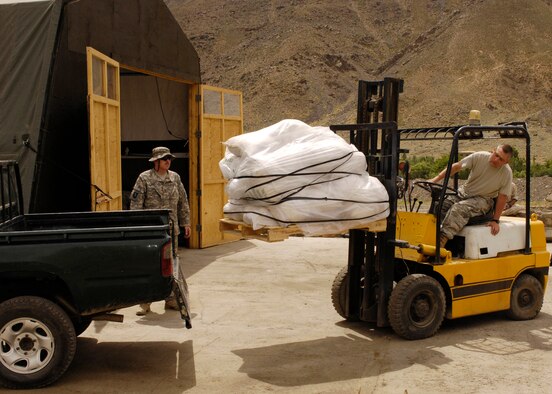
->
[514,177,552,203]
[35,238,552,393]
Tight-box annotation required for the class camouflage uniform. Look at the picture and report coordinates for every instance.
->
[131,158,190,315]
[439,189,494,240]
[130,169,190,240]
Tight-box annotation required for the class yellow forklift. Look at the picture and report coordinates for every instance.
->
[330,78,550,339]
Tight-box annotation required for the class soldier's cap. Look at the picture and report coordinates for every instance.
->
[149,146,176,162]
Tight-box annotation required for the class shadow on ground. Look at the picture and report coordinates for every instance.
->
[179,240,257,278]
[233,311,552,387]
[51,338,196,393]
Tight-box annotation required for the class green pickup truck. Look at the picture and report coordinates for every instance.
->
[0,161,191,389]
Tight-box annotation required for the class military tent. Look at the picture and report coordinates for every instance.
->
[0,0,243,248]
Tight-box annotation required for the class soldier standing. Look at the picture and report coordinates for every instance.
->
[130,146,191,316]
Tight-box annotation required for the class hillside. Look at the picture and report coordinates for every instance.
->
[166,0,552,161]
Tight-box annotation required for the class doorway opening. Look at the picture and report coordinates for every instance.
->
[119,69,191,244]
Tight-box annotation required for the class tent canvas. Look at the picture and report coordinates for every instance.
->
[0,0,62,211]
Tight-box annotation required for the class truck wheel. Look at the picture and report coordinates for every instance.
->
[506,274,544,320]
[0,296,77,389]
[331,266,360,321]
[388,274,446,340]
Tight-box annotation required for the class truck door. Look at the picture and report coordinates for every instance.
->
[189,85,243,248]
[86,47,122,211]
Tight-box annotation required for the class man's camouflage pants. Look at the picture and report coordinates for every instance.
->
[439,190,494,240]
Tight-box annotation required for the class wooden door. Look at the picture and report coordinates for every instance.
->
[86,47,122,211]
[189,85,243,248]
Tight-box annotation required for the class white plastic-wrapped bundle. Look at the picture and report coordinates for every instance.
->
[219,119,389,235]
[224,151,367,202]
[222,119,368,201]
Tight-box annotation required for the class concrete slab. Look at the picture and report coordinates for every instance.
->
[46,238,552,393]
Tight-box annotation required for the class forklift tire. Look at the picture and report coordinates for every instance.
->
[0,296,77,389]
[331,266,360,321]
[388,274,446,340]
[506,274,544,320]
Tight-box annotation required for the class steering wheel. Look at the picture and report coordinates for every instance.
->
[413,181,458,215]
[413,181,457,197]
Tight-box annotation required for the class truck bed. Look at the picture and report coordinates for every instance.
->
[0,209,171,244]
[0,209,174,314]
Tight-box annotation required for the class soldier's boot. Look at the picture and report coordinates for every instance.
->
[164,297,179,310]
[136,303,151,316]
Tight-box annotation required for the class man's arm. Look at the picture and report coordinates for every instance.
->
[129,176,146,210]
[429,162,463,183]
[176,180,191,238]
[493,193,508,220]
[487,193,508,235]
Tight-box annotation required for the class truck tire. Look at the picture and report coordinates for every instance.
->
[506,274,544,320]
[331,266,360,321]
[388,274,446,340]
[0,296,77,389]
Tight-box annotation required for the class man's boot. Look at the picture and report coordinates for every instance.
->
[164,297,179,310]
[136,303,151,316]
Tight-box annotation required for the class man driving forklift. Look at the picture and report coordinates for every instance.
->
[428,144,514,246]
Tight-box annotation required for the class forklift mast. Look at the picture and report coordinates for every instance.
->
[331,78,404,327]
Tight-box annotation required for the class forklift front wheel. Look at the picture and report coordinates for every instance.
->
[331,266,361,321]
[506,274,544,320]
[388,274,446,340]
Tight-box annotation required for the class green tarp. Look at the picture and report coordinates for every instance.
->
[0,0,62,208]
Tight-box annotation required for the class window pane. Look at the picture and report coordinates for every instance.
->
[107,64,117,100]
[203,89,222,115]
[224,93,240,116]
[92,57,103,96]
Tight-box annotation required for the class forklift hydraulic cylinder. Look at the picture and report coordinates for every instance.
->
[416,243,450,259]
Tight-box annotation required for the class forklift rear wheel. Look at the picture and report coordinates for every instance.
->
[506,274,543,320]
[388,274,446,340]
[331,266,360,321]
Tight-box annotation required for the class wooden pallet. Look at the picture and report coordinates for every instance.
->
[219,218,387,242]
[354,218,387,233]
[219,218,303,242]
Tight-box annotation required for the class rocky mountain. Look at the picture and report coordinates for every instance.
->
[166,0,552,161]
